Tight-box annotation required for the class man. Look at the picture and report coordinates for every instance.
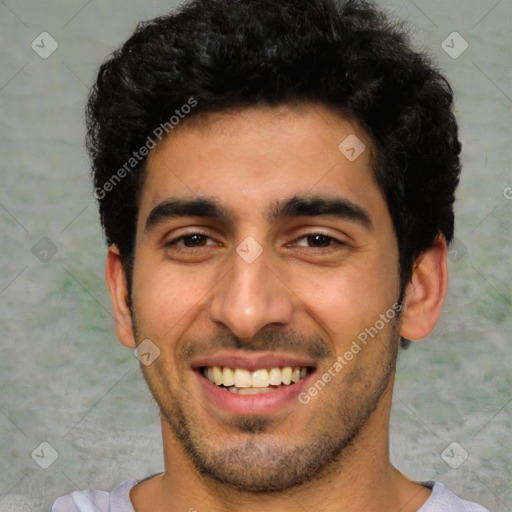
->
[52,0,488,510]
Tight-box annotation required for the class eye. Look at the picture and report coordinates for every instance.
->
[167,232,218,248]
[294,233,343,248]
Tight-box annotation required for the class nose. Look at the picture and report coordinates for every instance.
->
[208,244,294,339]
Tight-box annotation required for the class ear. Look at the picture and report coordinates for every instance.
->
[105,244,137,348]
[399,235,448,341]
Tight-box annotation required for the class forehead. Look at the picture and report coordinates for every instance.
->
[139,103,386,223]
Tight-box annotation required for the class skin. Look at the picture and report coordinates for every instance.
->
[106,103,448,511]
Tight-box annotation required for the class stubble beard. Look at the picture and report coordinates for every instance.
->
[135,320,399,494]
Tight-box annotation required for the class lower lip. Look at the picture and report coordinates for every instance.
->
[196,370,315,415]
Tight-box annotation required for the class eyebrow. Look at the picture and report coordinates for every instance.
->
[144,198,231,233]
[266,195,373,229]
[144,195,373,233]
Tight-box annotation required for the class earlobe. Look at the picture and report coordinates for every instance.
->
[399,235,448,341]
[105,244,137,348]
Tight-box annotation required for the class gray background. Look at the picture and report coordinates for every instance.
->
[0,0,510,510]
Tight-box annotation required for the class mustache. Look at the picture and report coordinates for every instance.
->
[178,328,331,362]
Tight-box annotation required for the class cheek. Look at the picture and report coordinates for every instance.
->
[284,258,399,342]
[131,261,217,339]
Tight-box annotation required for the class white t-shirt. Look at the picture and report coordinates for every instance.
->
[52,479,489,512]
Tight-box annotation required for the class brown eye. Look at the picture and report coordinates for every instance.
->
[167,232,217,248]
[182,234,208,247]
[306,234,332,247]
[292,233,346,252]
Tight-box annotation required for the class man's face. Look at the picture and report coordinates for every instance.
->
[129,104,402,491]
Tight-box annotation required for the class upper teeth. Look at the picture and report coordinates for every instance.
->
[204,366,308,388]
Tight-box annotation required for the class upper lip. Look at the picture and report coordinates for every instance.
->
[190,350,317,372]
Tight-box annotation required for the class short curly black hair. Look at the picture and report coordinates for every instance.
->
[86,0,461,292]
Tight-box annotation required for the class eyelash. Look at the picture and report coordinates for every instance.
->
[292,233,346,251]
[166,231,346,252]
[166,230,215,248]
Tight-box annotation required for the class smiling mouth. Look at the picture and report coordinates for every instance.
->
[200,366,313,395]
